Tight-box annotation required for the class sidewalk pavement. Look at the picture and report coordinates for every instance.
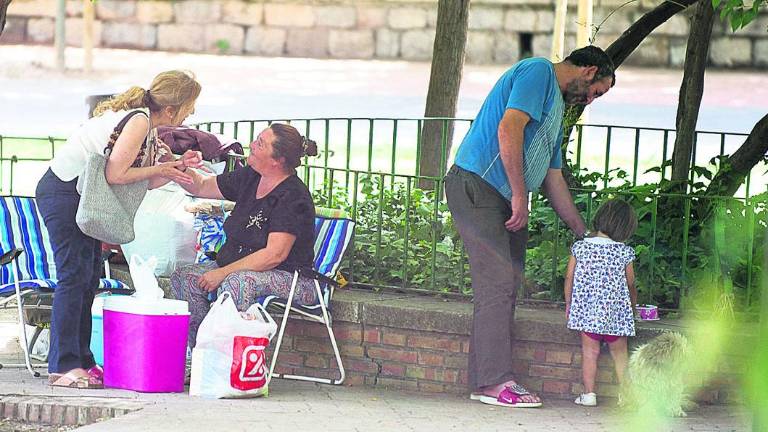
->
[0,367,751,432]
[0,295,753,431]
[0,306,751,432]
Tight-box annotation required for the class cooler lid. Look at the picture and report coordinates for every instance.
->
[103,295,190,316]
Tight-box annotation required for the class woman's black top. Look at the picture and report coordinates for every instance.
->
[215,166,315,272]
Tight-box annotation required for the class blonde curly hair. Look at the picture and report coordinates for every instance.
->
[92,70,201,124]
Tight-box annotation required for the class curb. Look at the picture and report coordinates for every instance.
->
[0,395,143,427]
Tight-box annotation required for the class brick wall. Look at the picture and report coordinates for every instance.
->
[269,320,470,394]
[4,0,768,69]
[263,292,745,403]
[114,266,745,403]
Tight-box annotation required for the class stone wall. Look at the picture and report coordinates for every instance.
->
[2,0,767,68]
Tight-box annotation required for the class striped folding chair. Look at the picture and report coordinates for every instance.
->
[0,196,132,376]
[262,207,355,385]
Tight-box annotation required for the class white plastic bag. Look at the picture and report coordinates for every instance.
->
[128,254,164,300]
[121,183,197,277]
[189,292,278,399]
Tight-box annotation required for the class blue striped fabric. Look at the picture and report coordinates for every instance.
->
[0,196,129,296]
[313,217,354,278]
[0,197,56,283]
[0,278,129,297]
[310,216,355,308]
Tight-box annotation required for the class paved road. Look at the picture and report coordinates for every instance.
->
[1,45,766,137]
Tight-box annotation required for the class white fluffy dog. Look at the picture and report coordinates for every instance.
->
[627,331,693,417]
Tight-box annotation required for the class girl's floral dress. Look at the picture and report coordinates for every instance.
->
[567,237,636,336]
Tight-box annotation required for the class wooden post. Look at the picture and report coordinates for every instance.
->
[577,0,593,47]
[551,0,568,61]
[576,0,594,122]
[55,0,66,71]
[83,0,94,73]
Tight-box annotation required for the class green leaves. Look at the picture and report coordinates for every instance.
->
[712,0,766,31]
[314,174,469,293]
[312,162,764,312]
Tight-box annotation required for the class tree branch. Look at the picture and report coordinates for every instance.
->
[562,0,697,187]
[605,0,698,67]
[671,0,715,186]
[0,0,12,37]
[703,113,768,200]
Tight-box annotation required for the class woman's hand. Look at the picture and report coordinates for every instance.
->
[157,159,194,185]
[198,268,227,292]
[156,139,175,163]
[181,150,212,172]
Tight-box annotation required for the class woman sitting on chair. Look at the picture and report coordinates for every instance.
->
[171,123,319,347]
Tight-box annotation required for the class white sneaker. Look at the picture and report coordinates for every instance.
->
[574,392,597,406]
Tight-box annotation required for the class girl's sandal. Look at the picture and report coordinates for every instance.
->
[48,370,104,389]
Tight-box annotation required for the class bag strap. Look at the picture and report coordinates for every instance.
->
[104,110,150,168]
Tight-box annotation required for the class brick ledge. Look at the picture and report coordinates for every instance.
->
[0,395,142,426]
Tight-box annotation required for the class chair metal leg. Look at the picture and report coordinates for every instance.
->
[314,279,345,385]
[266,270,299,387]
[12,260,40,377]
[276,280,345,386]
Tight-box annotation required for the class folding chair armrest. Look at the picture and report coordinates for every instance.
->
[0,248,23,266]
[296,267,339,288]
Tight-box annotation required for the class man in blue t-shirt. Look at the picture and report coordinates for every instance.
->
[445,46,616,408]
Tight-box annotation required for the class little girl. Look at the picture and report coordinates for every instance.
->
[565,198,638,407]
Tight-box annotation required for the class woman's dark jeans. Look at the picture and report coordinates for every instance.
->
[35,168,101,374]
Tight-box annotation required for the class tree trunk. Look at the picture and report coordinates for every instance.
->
[670,0,715,188]
[0,0,12,36]
[418,0,469,190]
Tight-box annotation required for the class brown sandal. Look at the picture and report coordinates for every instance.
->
[48,369,104,389]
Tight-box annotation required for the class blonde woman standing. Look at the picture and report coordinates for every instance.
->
[36,70,203,389]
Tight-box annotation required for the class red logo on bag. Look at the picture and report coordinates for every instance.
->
[231,336,269,391]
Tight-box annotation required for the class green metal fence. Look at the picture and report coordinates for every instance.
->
[3,118,764,312]
[0,135,63,196]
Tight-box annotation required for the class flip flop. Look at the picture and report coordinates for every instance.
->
[48,369,104,389]
[478,383,542,408]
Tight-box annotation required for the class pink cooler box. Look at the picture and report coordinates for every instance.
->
[102,296,190,393]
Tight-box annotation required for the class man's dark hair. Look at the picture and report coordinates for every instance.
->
[564,45,616,87]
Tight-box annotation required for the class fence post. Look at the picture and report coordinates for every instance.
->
[55,0,66,71]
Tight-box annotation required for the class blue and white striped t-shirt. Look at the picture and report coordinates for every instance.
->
[453,57,565,199]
